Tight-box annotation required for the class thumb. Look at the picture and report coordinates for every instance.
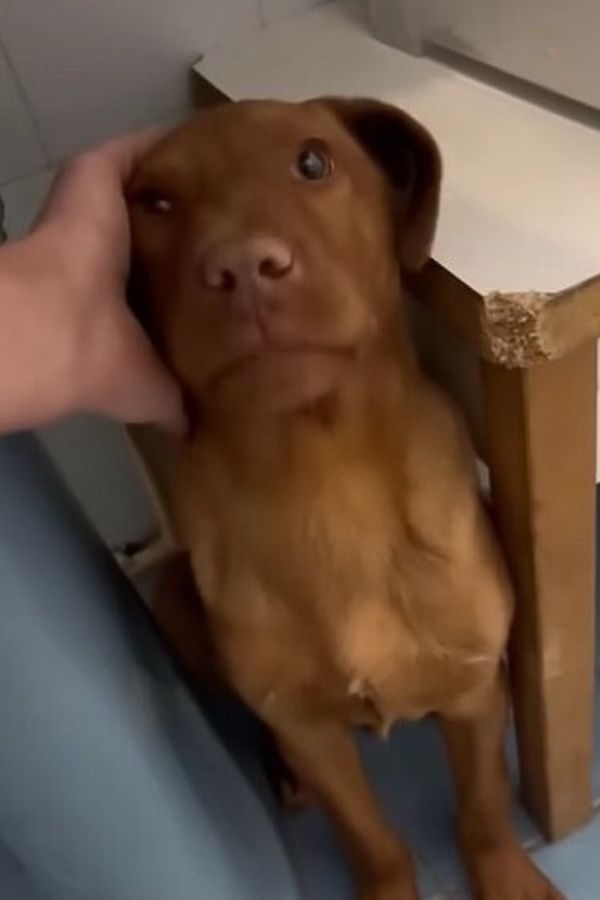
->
[88,310,187,433]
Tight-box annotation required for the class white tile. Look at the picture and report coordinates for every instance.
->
[260,0,326,27]
[0,43,46,182]
[0,0,261,161]
[0,167,53,238]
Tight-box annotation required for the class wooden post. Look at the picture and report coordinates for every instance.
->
[481,341,597,839]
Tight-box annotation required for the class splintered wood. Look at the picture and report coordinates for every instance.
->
[482,274,600,368]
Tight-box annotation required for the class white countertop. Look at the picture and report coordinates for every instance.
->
[197,1,600,297]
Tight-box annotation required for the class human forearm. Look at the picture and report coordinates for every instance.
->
[0,230,82,433]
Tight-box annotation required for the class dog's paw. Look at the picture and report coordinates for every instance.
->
[467,843,566,900]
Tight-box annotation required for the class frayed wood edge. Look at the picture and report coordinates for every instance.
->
[480,273,600,368]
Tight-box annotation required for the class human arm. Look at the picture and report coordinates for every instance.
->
[0,133,185,435]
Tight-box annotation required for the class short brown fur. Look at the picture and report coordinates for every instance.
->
[129,99,564,900]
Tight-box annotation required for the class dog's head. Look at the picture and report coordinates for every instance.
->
[128,98,441,414]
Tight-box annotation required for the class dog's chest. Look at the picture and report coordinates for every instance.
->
[279,476,496,721]
[183,447,504,725]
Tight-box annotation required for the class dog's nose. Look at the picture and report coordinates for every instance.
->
[202,237,294,292]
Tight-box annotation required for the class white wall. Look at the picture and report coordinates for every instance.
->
[369,0,600,113]
[0,0,326,549]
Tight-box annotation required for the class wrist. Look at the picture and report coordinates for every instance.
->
[0,227,83,430]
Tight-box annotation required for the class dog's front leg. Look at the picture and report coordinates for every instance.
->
[439,670,565,900]
[266,716,419,900]
[210,609,419,899]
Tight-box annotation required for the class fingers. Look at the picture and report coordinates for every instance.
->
[121,361,187,434]
[36,126,165,226]
[97,358,187,434]
[86,127,166,182]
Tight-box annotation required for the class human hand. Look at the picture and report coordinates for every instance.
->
[33,132,185,432]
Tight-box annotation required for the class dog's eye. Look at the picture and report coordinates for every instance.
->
[294,141,333,181]
[135,188,173,215]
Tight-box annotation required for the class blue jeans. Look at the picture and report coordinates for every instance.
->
[0,434,299,900]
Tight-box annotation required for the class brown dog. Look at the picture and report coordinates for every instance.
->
[128,99,564,900]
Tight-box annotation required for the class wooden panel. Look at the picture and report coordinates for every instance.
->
[408,261,485,351]
[481,342,597,839]
[408,292,484,457]
[410,262,600,369]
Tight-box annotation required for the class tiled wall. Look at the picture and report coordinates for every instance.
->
[0,0,326,549]
[0,0,325,180]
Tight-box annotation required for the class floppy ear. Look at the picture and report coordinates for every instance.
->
[324,98,441,272]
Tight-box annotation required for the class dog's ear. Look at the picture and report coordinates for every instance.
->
[324,98,441,272]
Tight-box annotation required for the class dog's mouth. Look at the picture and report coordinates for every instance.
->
[207,342,355,390]
[200,343,358,413]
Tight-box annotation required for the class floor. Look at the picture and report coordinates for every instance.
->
[4,162,600,900]
[282,706,600,899]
